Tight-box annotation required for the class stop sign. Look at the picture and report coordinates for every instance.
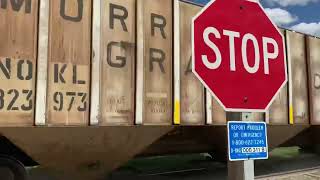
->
[192,0,287,112]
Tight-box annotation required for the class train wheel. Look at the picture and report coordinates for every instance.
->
[0,156,27,180]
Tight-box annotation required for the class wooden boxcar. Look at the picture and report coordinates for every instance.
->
[0,0,317,179]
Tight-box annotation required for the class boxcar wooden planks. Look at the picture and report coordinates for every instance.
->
[210,96,227,124]
[98,0,136,125]
[0,0,38,126]
[268,29,289,124]
[136,0,173,125]
[179,2,205,125]
[36,0,49,125]
[268,85,288,124]
[47,0,92,125]
[287,30,309,124]
[307,36,320,124]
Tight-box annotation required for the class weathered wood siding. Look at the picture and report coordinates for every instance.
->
[136,0,173,125]
[268,29,289,124]
[307,36,320,125]
[99,0,136,125]
[47,0,92,125]
[287,30,309,124]
[0,0,38,126]
[210,96,227,125]
[179,2,205,125]
[0,1,318,127]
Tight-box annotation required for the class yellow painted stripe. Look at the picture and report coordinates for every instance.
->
[289,106,294,124]
[174,101,180,125]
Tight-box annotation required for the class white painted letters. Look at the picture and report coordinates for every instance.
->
[263,37,279,75]
[242,33,260,74]
[202,27,222,69]
[223,30,240,71]
[201,26,280,75]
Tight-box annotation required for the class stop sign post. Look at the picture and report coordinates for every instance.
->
[192,0,287,112]
[192,0,287,179]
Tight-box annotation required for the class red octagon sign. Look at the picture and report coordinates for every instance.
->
[192,0,287,112]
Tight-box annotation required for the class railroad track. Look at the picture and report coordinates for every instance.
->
[257,166,320,180]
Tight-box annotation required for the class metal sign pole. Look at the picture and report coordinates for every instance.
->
[227,112,255,180]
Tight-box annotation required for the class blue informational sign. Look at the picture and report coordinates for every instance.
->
[228,121,268,161]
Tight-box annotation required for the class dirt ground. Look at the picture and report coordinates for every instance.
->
[27,147,320,180]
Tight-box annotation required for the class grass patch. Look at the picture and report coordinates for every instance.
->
[119,154,210,173]
[270,146,300,159]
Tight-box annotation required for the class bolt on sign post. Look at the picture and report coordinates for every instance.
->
[192,0,287,179]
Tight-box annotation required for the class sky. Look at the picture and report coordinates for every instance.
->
[189,0,320,37]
